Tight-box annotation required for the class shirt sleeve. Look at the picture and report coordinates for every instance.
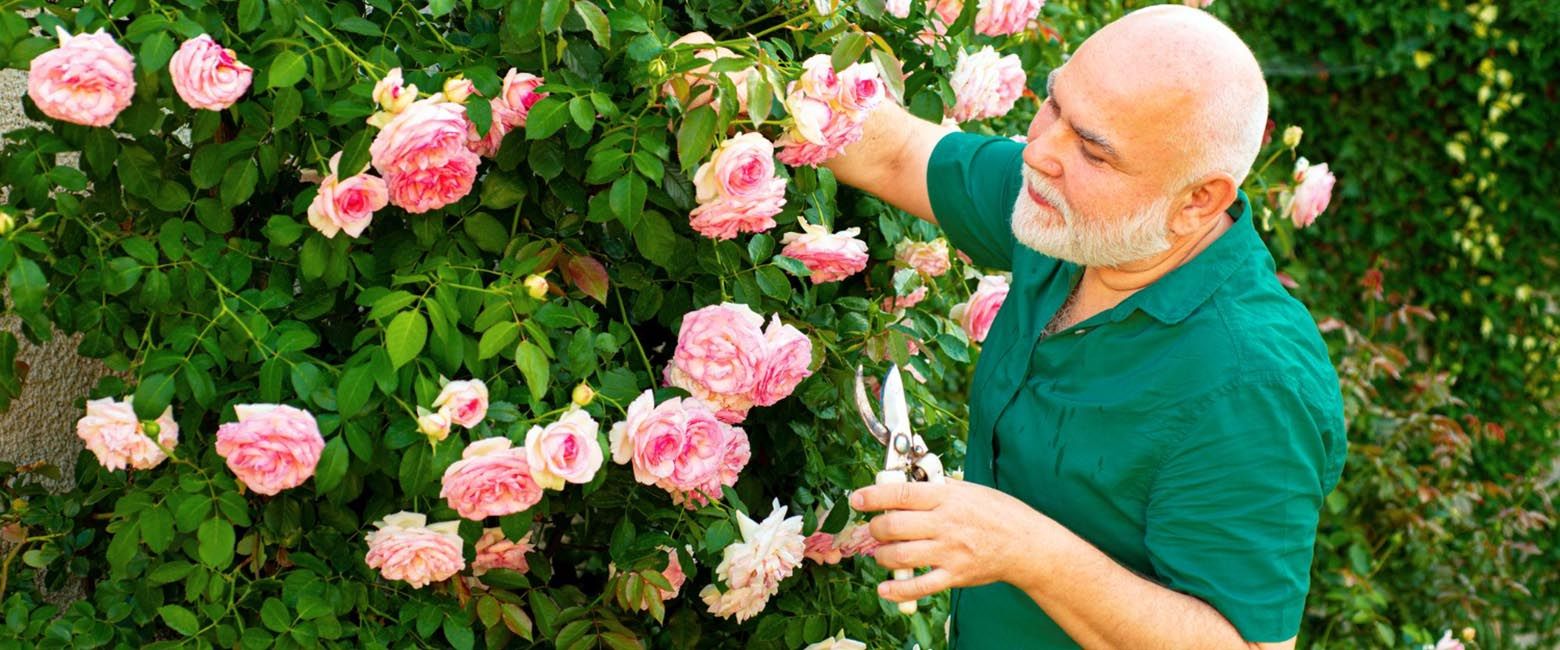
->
[1144,377,1344,643]
[926,131,1025,272]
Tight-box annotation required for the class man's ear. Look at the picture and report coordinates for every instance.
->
[1169,174,1239,237]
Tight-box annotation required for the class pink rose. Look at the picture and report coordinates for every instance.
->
[611,391,684,484]
[974,0,1045,37]
[669,303,768,396]
[779,217,869,284]
[609,391,750,504]
[384,152,479,214]
[214,404,325,496]
[440,437,544,520]
[26,27,136,127]
[650,547,688,605]
[928,0,964,24]
[307,152,389,239]
[370,97,472,176]
[795,55,841,102]
[717,500,806,591]
[364,512,465,588]
[372,67,417,113]
[803,531,843,564]
[662,33,753,113]
[834,520,882,557]
[896,238,951,277]
[776,108,864,167]
[883,285,930,312]
[689,132,787,240]
[804,632,869,650]
[700,583,771,622]
[416,407,453,441]
[498,69,546,127]
[752,315,813,406]
[433,379,489,429]
[948,46,1027,123]
[1287,158,1335,229]
[524,409,604,490]
[466,108,514,158]
[75,397,177,471]
[885,0,912,17]
[473,528,533,576]
[950,274,1010,343]
[168,34,253,111]
[664,365,758,424]
[1434,631,1466,650]
[835,63,885,119]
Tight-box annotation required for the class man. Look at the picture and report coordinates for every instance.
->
[837,5,1347,649]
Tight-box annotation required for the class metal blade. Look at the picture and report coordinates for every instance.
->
[853,365,890,446]
[880,363,911,439]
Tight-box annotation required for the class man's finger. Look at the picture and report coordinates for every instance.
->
[871,539,939,570]
[867,511,939,543]
[850,481,943,512]
[878,567,956,603]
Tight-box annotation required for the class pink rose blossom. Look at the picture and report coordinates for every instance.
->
[609,391,751,505]
[384,152,479,214]
[26,27,136,127]
[776,97,864,167]
[1433,631,1466,650]
[214,404,325,496]
[804,632,869,650]
[950,274,1010,343]
[896,238,952,277]
[803,531,843,564]
[440,437,544,520]
[498,69,546,127]
[795,55,841,101]
[433,379,489,429]
[524,409,604,490]
[168,35,252,111]
[472,528,533,576]
[915,0,966,43]
[835,63,885,119]
[372,67,417,114]
[466,110,514,158]
[416,407,453,442]
[974,0,1044,37]
[700,583,771,622]
[883,285,930,312]
[885,0,912,17]
[689,132,788,240]
[948,46,1027,123]
[75,397,177,471]
[779,217,869,284]
[369,97,472,175]
[664,365,758,424]
[643,547,688,607]
[834,520,882,557]
[307,152,389,239]
[669,303,768,397]
[662,33,753,113]
[1287,158,1335,229]
[364,512,465,588]
[752,315,813,406]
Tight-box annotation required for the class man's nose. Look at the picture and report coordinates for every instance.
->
[1023,123,1065,178]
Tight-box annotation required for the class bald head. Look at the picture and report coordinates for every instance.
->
[1067,5,1268,186]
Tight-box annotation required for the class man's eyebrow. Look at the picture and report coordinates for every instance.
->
[1045,68,1121,161]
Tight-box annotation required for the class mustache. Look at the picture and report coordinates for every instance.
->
[1020,167,1068,213]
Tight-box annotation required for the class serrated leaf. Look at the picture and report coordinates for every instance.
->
[267,50,308,88]
[139,32,175,72]
[158,605,200,636]
[132,373,176,421]
[479,321,520,360]
[831,33,869,71]
[313,437,348,492]
[220,162,259,207]
[515,340,550,403]
[464,212,511,253]
[676,105,718,172]
[568,96,596,133]
[561,255,609,303]
[198,518,235,568]
[574,0,611,47]
[336,364,375,417]
[140,506,174,553]
[385,311,428,369]
[525,98,570,140]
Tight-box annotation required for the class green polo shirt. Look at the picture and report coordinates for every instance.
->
[927,132,1348,648]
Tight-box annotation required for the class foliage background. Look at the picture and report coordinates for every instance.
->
[0,0,1554,649]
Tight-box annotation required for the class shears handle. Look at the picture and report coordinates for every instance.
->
[874,469,921,615]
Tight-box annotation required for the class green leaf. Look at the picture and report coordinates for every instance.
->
[755,266,790,300]
[139,32,176,72]
[630,150,664,184]
[831,33,869,71]
[261,598,291,633]
[821,498,851,533]
[477,597,502,627]
[676,105,718,172]
[337,364,375,417]
[140,506,174,553]
[466,96,493,137]
[314,436,349,493]
[335,130,374,179]
[5,258,45,315]
[194,198,233,232]
[747,70,772,125]
[540,0,570,32]
[480,321,520,360]
[83,128,119,174]
[429,0,455,17]
[220,162,259,207]
[103,257,143,295]
[148,561,195,585]
[300,234,328,279]
[502,603,534,641]
[703,520,734,552]
[107,521,139,575]
[870,48,905,102]
[573,0,611,47]
[632,211,676,267]
[198,518,235,568]
[132,373,176,420]
[773,255,813,277]
[609,173,647,225]
[158,605,201,636]
[568,97,596,133]
[385,311,428,369]
[515,340,550,403]
[463,213,511,253]
[525,98,570,140]
[272,87,302,130]
[334,16,380,36]
[237,0,266,33]
[443,617,475,650]
[117,146,158,199]
[480,172,527,209]
[747,233,775,263]
[268,50,308,88]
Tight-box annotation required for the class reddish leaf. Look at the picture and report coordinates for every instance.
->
[563,254,610,303]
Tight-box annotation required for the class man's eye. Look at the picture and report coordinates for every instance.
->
[1080,147,1104,164]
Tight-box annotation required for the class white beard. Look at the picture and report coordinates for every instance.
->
[1010,166,1173,268]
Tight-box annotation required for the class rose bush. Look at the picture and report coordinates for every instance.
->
[3,0,1545,648]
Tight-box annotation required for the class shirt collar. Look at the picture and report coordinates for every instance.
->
[1111,190,1260,325]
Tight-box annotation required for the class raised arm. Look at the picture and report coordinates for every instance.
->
[823,101,954,225]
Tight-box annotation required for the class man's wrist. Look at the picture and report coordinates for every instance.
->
[1010,507,1069,600]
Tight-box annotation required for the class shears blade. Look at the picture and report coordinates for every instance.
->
[879,363,911,440]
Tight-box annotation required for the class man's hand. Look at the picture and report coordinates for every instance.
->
[850,477,1052,603]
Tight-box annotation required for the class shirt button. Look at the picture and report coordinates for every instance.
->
[1074,328,1088,335]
